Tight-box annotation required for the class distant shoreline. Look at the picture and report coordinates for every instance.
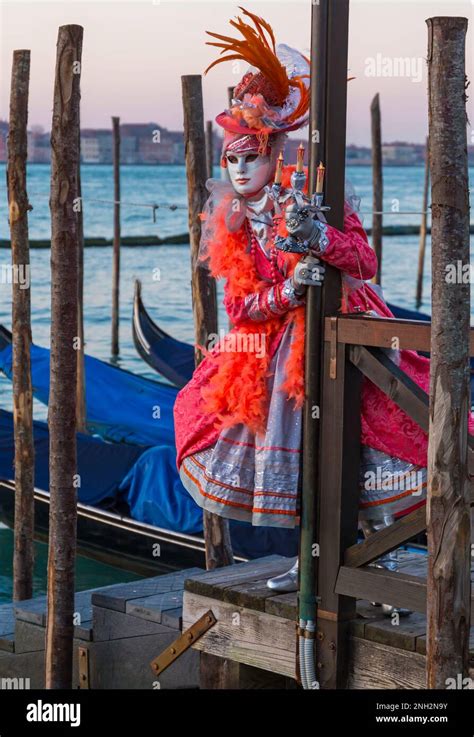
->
[0,161,449,168]
[2,224,474,249]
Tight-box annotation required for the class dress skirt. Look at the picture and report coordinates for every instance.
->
[180,322,427,528]
[180,322,302,528]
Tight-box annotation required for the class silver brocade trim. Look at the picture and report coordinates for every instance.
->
[313,221,329,253]
[281,277,305,306]
[244,292,266,321]
[267,287,281,314]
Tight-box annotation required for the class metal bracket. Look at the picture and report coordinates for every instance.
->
[78,646,89,689]
[329,317,338,379]
[150,610,217,677]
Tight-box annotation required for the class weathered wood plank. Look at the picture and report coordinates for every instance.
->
[350,345,429,431]
[92,607,175,642]
[337,565,474,624]
[184,556,287,599]
[348,636,426,689]
[265,592,298,620]
[126,591,183,624]
[183,591,297,679]
[336,566,427,614]
[221,579,283,612]
[364,612,428,652]
[316,342,361,687]
[329,315,474,355]
[345,506,427,567]
[91,569,202,612]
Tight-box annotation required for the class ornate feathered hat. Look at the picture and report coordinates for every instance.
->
[205,7,310,151]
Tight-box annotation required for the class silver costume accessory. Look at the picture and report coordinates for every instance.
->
[267,165,331,255]
[266,557,299,593]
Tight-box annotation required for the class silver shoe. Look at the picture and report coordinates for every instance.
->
[266,558,298,593]
[381,603,412,617]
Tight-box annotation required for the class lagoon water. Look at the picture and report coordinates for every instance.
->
[0,163,472,601]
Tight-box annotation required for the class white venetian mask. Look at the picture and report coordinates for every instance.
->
[225,150,274,198]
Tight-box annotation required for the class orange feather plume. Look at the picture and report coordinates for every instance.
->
[205,7,290,107]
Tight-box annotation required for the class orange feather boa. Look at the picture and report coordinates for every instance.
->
[200,167,306,434]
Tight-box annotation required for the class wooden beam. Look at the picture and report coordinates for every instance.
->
[350,345,429,431]
[183,591,297,679]
[330,315,474,354]
[344,505,427,568]
[336,566,427,616]
[336,566,474,626]
[349,344,474,477]
[426,16,471,688]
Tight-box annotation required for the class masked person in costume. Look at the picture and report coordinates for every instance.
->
[174,9,467,604]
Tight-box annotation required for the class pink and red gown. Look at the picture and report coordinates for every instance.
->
[173,206,460,528]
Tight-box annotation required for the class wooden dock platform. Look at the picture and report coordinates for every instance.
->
[0,569,202,689]
[183,555,474,689]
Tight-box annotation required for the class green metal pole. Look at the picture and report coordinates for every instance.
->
[298,0,328,626]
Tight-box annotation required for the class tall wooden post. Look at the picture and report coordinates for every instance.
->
[426,16,470,690]
[181,74,234,571]
[76,136,87,432]
[415,136,429,308]
[7,49,35,601]
[111,116,120,357]
[205,120,214,180]
[370,93,383,285]
[45,24,83,689]
[305,0,357,689]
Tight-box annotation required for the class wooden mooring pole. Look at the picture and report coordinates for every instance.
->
[426,16,470,689]
[111,115,120,357]
[415,136,429,308]
[181,74,234,571]
[205,120,214,180]
[45,24,83,689]
[7,49,35,601]
[76,136,87,432]
[370,93,383,285]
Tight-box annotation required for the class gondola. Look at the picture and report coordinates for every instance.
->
[0,479,215,575]
[132,284,474,394]
[0,323,178,447]
[132,280,195,389]
[0,401,298,571]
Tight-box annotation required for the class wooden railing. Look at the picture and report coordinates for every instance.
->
[315,314,473,687]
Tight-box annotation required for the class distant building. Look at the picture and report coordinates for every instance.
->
[382,142,424,166]
[0,117,472,166]
[27,126,50,163]
[81,128,112,164]
[0,120,9,162]
[346,144,372,166]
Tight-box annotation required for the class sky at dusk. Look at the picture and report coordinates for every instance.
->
[0,0,472,146]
